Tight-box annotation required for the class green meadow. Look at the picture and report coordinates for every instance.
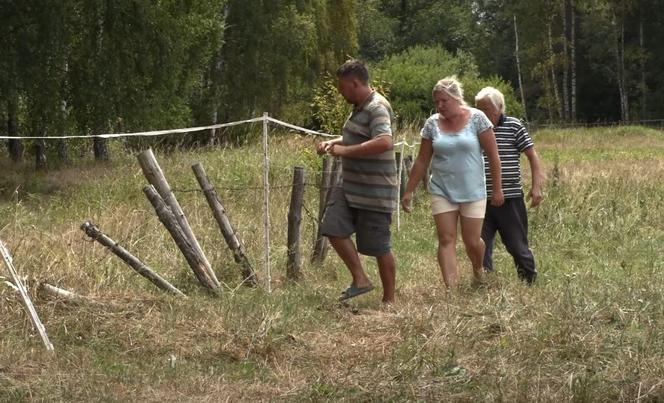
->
[1,125,663,401]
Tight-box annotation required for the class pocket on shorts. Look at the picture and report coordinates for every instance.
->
[356,211,392,256]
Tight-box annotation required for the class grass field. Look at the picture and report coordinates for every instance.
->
[1,125,663,402]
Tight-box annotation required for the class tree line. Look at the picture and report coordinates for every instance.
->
[357,0,662,124]
[1,0,661,168]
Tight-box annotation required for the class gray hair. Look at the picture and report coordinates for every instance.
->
[432,76,467,106]
[475,86,505,114]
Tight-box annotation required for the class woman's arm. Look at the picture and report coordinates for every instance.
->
[478,128,504,207]
[401,138,433,213]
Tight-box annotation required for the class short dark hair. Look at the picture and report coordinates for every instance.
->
[336,59,369,85]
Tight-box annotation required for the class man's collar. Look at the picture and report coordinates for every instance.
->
[354,90,375,111]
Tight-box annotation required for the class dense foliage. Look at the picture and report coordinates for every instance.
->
[2,0,662,166]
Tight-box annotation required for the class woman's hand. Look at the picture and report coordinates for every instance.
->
[401,191,414,213]
[490,189,504,207]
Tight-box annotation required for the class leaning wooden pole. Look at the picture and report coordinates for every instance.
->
[36,282,121,310]
[191,162,258,286]
[38,282,99,305]
[0,240,54,352]
[143,186,220,291]
[137,148,219,286]
[80,221,186,297]
[286,166,305,281]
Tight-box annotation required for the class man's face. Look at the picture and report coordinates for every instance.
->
[337,76,359,104]
[476,97,501,125]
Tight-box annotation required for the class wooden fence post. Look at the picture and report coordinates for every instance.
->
[396,148,404,231]
[287,166,305,281]
[0,240,54,352]
[137,148,218,286]
[403,155,413,179]
[312,156,333,260]
[312,156,341,265]
[80,221,186,297]
[143,185,220,291]
[191,162,258,286]
[422,165,431,191]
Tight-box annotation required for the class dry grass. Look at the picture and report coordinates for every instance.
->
[0,126,663,402]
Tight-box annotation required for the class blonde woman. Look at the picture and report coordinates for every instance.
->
[402,77,503,288]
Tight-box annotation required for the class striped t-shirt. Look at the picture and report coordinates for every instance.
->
[341,91,397,213]
[483,114,534,198]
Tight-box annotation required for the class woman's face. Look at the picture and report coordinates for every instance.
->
[433,90,461,118]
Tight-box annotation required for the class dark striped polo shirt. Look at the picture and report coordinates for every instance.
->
[341,91,397,213]
[484,114,534,198]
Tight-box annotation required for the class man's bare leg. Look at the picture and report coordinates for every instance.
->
[376,251,396,303]
[328,236,372,288]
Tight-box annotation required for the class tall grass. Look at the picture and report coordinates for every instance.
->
[0,126,662,401]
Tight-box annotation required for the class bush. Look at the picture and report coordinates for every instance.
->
[375,46,524,123]
[310,71,391,135]
[310,73,352,135]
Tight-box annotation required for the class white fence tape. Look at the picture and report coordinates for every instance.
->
[0,114,425,146]
[266,117,337,138]
[0,116,265,140]
[0,116,337,140]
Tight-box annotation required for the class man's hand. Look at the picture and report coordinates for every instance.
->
[316,140,333,155]
[401,191,414,213]
[523,147,544,208]
[328,144,348,157]
[490,189,504,207]
[527,186,544,207]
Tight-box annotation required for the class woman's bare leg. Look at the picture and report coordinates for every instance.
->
[460,216,486,282]
[433,212,460,288]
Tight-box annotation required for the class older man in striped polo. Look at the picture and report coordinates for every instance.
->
[475,87,544,284]
[317,59,398,303]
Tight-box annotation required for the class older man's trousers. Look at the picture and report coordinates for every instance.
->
[481,197,537,283]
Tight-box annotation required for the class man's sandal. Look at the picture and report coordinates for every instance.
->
[339,284,375,301]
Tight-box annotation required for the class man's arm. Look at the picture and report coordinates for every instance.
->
[523,146,544,207]
[328,134,392,157]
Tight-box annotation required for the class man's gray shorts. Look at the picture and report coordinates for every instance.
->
[320,187,392,257]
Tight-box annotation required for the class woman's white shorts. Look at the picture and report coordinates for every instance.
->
[431,194,486,219]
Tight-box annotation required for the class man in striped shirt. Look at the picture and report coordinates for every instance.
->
[317,60,398,303]
[475,87,544,284]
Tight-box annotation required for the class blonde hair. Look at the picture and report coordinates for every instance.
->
[475,86,505,113]
[432,76,467,106]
